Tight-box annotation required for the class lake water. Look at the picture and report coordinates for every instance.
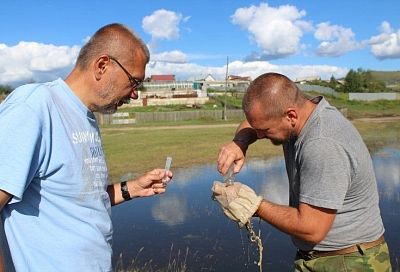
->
[112,147,400,271]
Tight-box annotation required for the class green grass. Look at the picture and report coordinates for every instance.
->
[370,70,400,85]
[102,90,400,182]
[101,124,281,181]
[306,92,400,119]
[101,120,400,182]
[116,92,400,121]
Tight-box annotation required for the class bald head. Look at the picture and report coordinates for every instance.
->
[76,23,150,70]
[243,73,307,118]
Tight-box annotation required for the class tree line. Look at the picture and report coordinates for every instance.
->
[309,68,389,93]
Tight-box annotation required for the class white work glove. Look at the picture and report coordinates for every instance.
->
[212,181,262,228]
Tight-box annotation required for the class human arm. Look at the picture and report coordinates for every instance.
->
[217,120,259,175]
[256,199,336,244]
[212,182,336,244]
[107,169,172,206]
[0,189,11,272]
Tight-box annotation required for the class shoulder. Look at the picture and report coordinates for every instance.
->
[2,80,64,114]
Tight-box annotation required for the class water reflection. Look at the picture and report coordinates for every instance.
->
[151,195,188,226]
[373,148,400,202]
[110,147,400,271]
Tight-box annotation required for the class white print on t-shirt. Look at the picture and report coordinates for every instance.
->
[71,130,108,200]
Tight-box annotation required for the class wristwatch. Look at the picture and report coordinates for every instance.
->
[120,181,131,201]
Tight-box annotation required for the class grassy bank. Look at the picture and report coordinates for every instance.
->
[101,119,400,182]
[101,123,281,181]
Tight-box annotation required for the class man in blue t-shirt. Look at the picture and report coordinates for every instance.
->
[0,23,172,272]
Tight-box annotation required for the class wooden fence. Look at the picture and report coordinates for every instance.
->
[135,109,244,123]
[95,110,245,125]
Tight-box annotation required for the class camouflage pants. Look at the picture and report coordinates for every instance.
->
[294,242,392,272]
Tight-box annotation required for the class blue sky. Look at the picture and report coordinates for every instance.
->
[1,0,399,87]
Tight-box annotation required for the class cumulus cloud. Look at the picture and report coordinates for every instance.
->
[150,50,188,63]
[369,21,400,59]
[0,40,348,87]
[231,3,312,60]
[146,58,348,82]
[314,22,361,57]
[0,41,80,86]
[314,22,363,57]
[151,195,188,226]
[142,9,189,44]
[373,151,400,201]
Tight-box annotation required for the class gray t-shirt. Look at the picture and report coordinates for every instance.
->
[283,97,384,251]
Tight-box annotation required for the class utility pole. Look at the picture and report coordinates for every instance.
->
[223,56,229,121]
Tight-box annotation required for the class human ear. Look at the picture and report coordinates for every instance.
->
[94,55,110,80]
[285,108,297,127]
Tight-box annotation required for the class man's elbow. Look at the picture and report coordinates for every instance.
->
[301,230,328,244]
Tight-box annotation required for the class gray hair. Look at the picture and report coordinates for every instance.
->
[76,23,150,69]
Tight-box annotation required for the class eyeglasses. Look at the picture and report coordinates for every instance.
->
[108,56,143,89]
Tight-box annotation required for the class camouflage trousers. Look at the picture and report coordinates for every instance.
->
[294,242,392,272]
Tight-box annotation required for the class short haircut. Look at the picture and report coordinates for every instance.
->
[243,72,307,118]
[76,23,150,69]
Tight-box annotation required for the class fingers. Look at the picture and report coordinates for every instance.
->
[145,169,173,183]
[233,160,244,173]
[152,186,166,194]
[217,142,245,175]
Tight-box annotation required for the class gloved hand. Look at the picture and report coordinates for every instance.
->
[212,181,262,228]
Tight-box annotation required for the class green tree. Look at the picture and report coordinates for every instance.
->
[344,68,388,93]
[329,75,337,89]
[344,69,362,92]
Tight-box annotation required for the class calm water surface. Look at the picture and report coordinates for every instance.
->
[112,147,400,271]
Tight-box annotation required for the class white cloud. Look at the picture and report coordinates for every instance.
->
[151,50,188,63]
[0,41,80,86]
[0,42,348,87]
[146,58,348,82]
[151,195,188,226]
[369,21,400,59]
[142,9,186,41]
[231,3,312,60]
[314,22,361,57]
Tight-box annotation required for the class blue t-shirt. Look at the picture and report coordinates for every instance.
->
[0,79,112,271]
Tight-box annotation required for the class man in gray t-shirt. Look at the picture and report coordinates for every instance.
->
[213,73,392,271]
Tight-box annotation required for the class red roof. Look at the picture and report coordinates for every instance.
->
[150,75,175,82]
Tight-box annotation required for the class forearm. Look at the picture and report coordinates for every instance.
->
[107,170,167,206]
[256,200,334,244]
[107,181,141,206]
[233,120,258,152]
[107,183,124,206]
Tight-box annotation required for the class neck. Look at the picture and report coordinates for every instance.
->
[295,100,317,135]
[65,68,94,110]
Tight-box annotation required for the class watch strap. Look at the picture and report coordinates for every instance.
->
[120,181,131,201]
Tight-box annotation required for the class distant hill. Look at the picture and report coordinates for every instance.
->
[370,71,400,85]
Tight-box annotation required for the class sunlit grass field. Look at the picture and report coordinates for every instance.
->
[101,119,400,182]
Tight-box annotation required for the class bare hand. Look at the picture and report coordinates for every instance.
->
[130,169,173,197]
[217,141,245,175]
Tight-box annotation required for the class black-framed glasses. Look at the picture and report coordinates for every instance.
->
[108,56,143,89]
